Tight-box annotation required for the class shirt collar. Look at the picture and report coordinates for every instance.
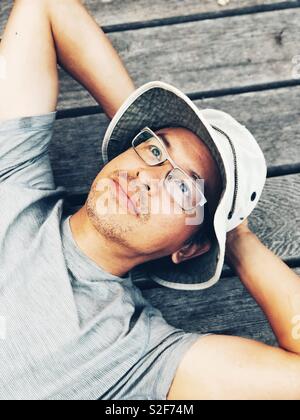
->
[61,215,131,284]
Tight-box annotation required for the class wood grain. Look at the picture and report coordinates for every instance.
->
[55,8,300,109]
[1,0,297,33]
[1,3,299,109]
[141,268,300,346]
[82,0,298,27]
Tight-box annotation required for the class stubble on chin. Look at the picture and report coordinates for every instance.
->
[85,184,135,248]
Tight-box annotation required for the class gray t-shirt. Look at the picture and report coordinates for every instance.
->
[0,113,200,400]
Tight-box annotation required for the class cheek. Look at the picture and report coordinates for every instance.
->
[146,198,201,249]
[147,212,192,247]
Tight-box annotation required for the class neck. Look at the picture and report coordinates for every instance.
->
[69,206,143,278]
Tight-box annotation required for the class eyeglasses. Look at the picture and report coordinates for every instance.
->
[132,127,207,212]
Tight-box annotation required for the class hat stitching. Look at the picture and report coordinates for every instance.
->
[211,125,239,220]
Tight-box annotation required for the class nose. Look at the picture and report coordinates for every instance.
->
[137,162,172,196]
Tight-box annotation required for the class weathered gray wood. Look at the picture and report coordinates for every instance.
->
[247,174,300,259]
[54,9,300,109]
[63,173,300,263]
[83,0,297,27]
[1,0,297,34]
[50,86,300,196]
[1,4,299,109]
[141,268,300,346]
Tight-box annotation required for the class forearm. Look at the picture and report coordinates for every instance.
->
[226,230,300,355]
[48,0,136,118]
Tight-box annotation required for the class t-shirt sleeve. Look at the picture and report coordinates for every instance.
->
[0,112,57,190]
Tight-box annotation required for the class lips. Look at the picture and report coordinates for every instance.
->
[112,178,139,216]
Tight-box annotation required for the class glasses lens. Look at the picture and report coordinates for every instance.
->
[133,130,167,166]
[165,168,205,211]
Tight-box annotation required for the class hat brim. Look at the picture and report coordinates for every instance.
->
[102,81,233,291]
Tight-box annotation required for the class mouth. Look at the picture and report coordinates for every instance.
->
[112,178,139,216]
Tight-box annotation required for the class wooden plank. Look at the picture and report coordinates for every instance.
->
[141,268,300,346]
[248,174,300,259]
[53,9,300,109]
[62,172,300,263]
[1,5,299,109]
[83,0,299,27]
[1,1,298,33]
[50,86,300,196]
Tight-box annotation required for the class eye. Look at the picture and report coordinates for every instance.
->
[167,174,191,196]
[150,145,162,160]
[178,181,190,195]
[172,179,191,196]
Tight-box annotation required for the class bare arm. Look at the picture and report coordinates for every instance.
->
[48,0,136,118]
[0,0,136,121]
[226,220,300,355]
[169,221,300,400]
[169,334,300,400]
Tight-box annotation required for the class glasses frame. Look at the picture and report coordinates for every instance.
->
[131,126,207,212]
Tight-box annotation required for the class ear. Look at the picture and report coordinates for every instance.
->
[171,240,211,265]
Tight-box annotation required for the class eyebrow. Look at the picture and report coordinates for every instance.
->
[157,132,204,180]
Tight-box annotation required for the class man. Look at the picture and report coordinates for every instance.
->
[0,0,299,400]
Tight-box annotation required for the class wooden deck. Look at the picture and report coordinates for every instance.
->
[1,0,300,346]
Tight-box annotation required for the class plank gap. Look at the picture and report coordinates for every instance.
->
[56,79,300,121]
[267,163,300,178]
[100,1,300,34]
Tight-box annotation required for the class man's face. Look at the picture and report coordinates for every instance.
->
[86,127,222,262]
